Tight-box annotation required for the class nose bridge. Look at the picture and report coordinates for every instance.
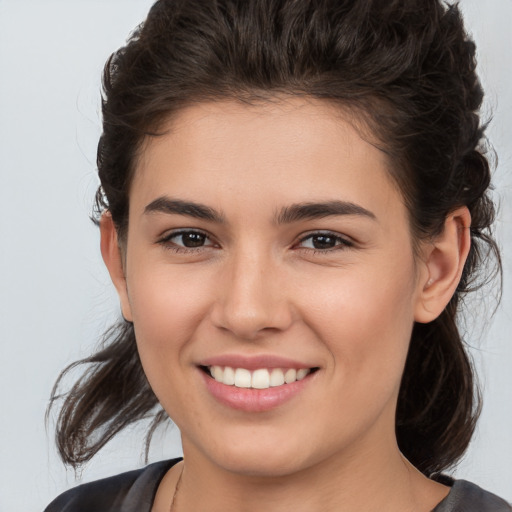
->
[212,241,292,339]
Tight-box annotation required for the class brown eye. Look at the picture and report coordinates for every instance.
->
[160,230,214,251]
[310,234,337,249]
[178,232,207,247]
[298,232,353,251]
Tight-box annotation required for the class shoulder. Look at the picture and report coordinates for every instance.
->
[43,458,181,512]
[434,479,512,512]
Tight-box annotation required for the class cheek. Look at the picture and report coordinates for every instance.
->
[126,263,214,380]
[126,268,215,422]
[298,261,417,390]
[129,256,212,326]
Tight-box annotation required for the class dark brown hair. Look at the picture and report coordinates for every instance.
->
[49,0,501,476]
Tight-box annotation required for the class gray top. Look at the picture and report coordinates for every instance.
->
[45,458,511,512]
[433,479,511,511]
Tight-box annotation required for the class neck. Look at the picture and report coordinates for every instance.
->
[167,435,448,512]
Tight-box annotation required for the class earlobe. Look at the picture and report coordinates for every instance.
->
[99,212,133,322]
[414,207,471,323]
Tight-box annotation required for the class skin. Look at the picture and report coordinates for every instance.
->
[101,97,471,512]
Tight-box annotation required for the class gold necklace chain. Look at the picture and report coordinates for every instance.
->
[168,464,184,512]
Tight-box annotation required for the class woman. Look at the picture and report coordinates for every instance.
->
[45,0,511,510]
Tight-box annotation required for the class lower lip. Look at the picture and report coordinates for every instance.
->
[200,369,315,412]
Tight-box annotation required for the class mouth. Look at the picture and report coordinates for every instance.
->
[199,365,320,390]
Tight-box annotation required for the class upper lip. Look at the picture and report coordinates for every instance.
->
[198,354,318,371]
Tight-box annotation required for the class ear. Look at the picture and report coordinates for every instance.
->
[99,212,133,322]
[414,207,471,323]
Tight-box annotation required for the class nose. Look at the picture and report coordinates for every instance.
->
[210,247,294,340]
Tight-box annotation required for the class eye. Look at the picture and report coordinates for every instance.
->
[158,229,215,252]
[296,232,353,251]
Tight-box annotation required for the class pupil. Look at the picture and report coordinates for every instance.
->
[313,235,336,249]
[183,232,205,247]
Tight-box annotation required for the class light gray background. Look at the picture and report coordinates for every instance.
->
[0,1,510,510]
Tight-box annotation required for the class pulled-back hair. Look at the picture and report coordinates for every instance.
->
[49,0,500,476]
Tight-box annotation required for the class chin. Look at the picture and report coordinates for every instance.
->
[194,427,325,478]
[214,450,310,478]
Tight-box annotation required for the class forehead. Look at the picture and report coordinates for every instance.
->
[130,97,405,224]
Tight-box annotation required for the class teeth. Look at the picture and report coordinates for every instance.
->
[212,366,224,381]
[270,368,285,387]
[251,369,270,389]
[223,366,235,385]
[297,368,309,380]
[284,368,297,384]
[234,368,251,388]
[208,366,312,389]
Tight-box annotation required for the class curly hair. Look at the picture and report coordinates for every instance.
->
[49,0,500,477]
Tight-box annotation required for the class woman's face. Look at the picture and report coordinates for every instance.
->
[115,98,430,476]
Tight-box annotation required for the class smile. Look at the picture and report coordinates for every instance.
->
[207,366,313,389]
[199,363,319,412]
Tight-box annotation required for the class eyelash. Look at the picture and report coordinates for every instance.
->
[296,232,354,254]
[157,230,353,254]
[158,229,217,254]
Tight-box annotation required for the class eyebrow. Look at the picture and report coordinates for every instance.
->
[144,197,225,223]
[143,197,376,224]
[275,201,376,224]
